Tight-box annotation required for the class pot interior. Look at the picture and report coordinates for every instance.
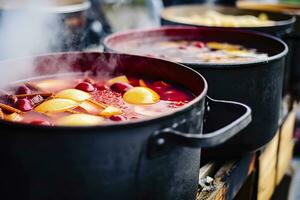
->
[104,27,287,64]
[161,5,295,28]
[27,52,205,96]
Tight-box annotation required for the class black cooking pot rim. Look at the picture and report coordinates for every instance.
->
[0,52,208,131]
[160,5,296,28]
[103,26,289,68]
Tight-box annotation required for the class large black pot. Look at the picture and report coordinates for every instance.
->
[160,5,295,96]
[237,1,300,99]
[103,26,288,156]
[0,52,251,200]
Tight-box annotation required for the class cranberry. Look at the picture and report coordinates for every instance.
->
[194,41,205,48]
[109,115,126,121]
[30,120,51,126]
[16,85,31,95]
[15,98,32,111]
[110,82,133,94]
[160,90,189,102]
[75,82,95,92]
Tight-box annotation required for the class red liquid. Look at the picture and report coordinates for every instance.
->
[0,74,195,126]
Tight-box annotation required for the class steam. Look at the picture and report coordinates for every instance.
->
[0,0,62,87]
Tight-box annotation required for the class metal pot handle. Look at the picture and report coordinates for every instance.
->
[151,97,251,150]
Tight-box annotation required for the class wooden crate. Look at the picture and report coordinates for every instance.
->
[276,107,296,185]
[257,132,279,200]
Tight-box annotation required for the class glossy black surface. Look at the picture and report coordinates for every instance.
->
[103,26,287,156]
[0,52,250,200]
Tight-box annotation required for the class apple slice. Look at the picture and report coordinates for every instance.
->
[57,114,103,126]
[35,98,78,113]
[56,89,91,102]
[99,106,122,117]
[107,75,129,85]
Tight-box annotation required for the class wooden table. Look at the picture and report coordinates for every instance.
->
[197,99,296,200]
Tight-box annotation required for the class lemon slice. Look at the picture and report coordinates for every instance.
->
[107,75,129,85]
[99,106,122,117]
[35,98,78,113]
[123,87,160,105]
[57,114,103,126]
[56,89,91,102]
[207,42,241,51]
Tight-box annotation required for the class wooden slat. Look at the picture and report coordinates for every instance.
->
[276,108,296,185]
[257,132,279,200]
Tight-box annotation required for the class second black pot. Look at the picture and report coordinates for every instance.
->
[103,26,288,156]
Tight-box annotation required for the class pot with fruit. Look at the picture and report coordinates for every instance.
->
[104,26,288,158]
[0,52,251,200]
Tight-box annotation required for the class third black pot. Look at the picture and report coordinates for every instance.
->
[103,26,288,156]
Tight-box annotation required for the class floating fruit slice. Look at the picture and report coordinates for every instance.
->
[56,89,91,102]
[34,79,72,91]
[79,101,102,115]
[57,114,103,126]
[207,42,241,51]
[99,106,122,117]
[35,98,78,113]
[123,87,160,105]
[5,113,23,122]
[139,79,147,87]
[107,75,129,85]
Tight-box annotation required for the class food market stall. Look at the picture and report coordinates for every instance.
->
[0,0,298,199]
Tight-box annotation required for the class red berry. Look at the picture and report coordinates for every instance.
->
[16,98,32,111]
[110,82,133,94]
[16,85,31,95]
[194,41,205,48]
[160,90,189,102]
[30,120,51,126]
[75,82,95,92]
[109,115,126,121]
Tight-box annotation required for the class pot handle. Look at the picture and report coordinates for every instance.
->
[151,97,251,149]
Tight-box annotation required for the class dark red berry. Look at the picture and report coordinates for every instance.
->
[110,82,133,94]
[30,120,51,126]
[160,90,189,102]
[109,115,126,121]
[194,41,205,48]
[75,82,95,92]
[15,98,32,112]
[16,85,31,95]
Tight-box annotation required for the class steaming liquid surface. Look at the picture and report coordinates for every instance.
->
[0,74,194,126]
[165,10,275,27]
[119,40,268,64]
